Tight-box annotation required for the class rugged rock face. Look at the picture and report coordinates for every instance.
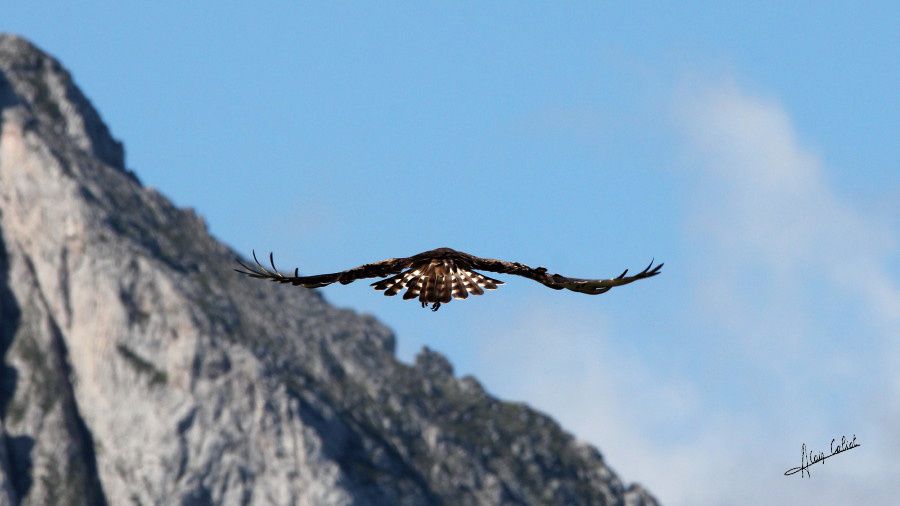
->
[0,34,659,506]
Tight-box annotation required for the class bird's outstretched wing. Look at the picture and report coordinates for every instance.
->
[461,252,663,295]
[234,250,412,288]
[235,247,661,311]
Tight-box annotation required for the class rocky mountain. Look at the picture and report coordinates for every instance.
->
[0,34,659,506]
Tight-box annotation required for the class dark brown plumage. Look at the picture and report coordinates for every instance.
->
[235,247,662,311]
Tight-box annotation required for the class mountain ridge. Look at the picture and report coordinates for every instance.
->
[0,33,659,506]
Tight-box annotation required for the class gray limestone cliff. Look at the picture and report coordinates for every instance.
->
[0,34,659,506]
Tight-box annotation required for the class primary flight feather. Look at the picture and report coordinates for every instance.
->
[235,247,662,311]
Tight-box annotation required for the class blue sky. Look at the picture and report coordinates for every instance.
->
[5,3,899,504]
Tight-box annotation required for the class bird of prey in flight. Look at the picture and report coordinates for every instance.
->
[236,247,662,311]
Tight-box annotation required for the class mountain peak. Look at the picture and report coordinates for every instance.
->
[0,33,125,172]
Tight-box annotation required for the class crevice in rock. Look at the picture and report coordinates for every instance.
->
[0,228,24,503]
[6,435,32,499]
[17,253,108,505]
[59,245,72,328]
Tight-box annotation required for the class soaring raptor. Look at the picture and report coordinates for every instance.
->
[236,247,662,311]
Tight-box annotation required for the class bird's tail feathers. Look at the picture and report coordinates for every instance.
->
[371,260,502,307]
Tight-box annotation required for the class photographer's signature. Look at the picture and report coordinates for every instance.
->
[784,435,860,478]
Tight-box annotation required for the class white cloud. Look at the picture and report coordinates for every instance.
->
[678,79,900,399]
[675,79,900,503]
[471,302,731,505]
[678,80,899,330]
[473,79,900,505]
